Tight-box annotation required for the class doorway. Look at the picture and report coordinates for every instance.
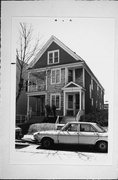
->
[36,95,45,116]
[67,93,80,116]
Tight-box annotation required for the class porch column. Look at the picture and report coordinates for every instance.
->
[28,72,30,92]
[83,91,85,110]
[27,95,30,117]
[79,91,82,110]
[64,91,66,116]
[83,68,85,88]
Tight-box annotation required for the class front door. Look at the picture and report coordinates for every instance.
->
[67,94,74,116]
[58,123,79,144]
[40,95,45,116]
[67,93,80,116]
[36,95,45,116]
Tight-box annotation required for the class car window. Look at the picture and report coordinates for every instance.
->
[95,123,105,133]
[67,124,78,132]
[80,124,95,132]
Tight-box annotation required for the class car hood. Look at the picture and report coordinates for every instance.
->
[98,132,108,137]
[34,130,60,136]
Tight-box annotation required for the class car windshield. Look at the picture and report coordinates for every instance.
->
[94,123,106,133]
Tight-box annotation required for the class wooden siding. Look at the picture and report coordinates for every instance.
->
[46,68,65,116]
[85,70,92,114]
[85,70,104,114]
[92,80,97,111]
[32,42,81,69]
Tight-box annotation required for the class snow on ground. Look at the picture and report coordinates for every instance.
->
[11,142,111,166]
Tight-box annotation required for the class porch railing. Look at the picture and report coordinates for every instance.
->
[76,110,84,121]
[28,84,46,92]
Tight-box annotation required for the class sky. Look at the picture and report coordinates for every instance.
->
[13,17,115,102]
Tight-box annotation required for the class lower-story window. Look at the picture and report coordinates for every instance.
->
[50,94,61,110]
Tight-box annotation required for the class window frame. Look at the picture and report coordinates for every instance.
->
[89,84,92,99]
[67,123,79,132]
[47,50,59,65]
[80,124,96,132]
[50,93,61,110]
[51,68,61,84]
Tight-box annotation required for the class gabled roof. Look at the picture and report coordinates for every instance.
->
[29,35,83,68]
[62,81,85,91]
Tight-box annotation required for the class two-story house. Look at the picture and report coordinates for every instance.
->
[27,35,104,121]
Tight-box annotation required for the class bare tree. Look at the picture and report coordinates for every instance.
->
[16,22,39,103]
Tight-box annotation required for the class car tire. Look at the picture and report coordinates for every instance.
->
[41,138,53,149]
[96,141,108,152]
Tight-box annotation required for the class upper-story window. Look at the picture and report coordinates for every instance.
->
[48,50,59,65]
[51,68,61,84]
[89,78,93,99]
[68,69,73,82]
[91,79,93,90]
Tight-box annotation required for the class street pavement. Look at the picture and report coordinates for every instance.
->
[14,138,110,165]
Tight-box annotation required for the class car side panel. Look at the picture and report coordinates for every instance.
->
[78,132,99,145]
[57,131,79,144]
[41,134,59,144]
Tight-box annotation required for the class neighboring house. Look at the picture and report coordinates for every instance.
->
[27,35,104,121]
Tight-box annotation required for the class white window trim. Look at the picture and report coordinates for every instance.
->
[91,98,94,106]
[51,68,61,84]
[89,84,92,99]
[91,78,93,90]
[47,50,59,65]
[50,93,61,110]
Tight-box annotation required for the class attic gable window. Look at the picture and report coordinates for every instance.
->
[48,50,59,64]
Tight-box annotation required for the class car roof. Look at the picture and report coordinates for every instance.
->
[67,121,97,125]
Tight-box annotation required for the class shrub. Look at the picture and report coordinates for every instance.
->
[81,110,108,127]
[28,123,57,135]
[45,105,51,117]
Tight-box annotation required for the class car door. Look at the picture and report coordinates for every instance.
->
[58,123,79,144]
[78,124,99,145]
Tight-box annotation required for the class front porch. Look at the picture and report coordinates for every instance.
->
[27,93,46,118]
[62,82,85,117]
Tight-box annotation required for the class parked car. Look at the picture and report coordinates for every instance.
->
[15,126,23,140]
[33,122,108,152]
[56,124,65,130]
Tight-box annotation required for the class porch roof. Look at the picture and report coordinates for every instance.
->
[62,81,85,92]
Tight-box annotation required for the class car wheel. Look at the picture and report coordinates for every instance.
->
[96,141,108,152]
[41,138,53,149]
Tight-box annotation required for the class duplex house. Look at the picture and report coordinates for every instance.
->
[27,35,104,120]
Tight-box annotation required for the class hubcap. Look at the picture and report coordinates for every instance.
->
[99,143,106,150]
[43,140,50,147]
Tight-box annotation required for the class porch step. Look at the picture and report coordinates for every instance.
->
[60,116,77,124]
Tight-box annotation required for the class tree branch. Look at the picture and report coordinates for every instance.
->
[16,22,40,103]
